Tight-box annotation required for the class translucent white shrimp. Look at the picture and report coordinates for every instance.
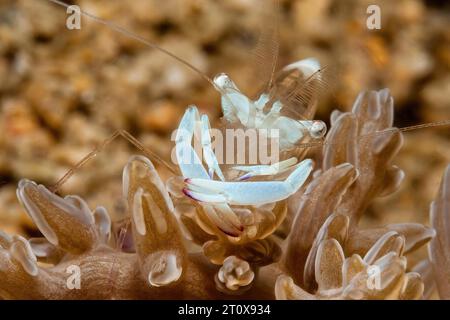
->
[213,58,327,149]
[183,159,313,206]
[233,157,298,181]
[175,106,314,235]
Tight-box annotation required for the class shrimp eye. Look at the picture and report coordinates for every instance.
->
[310,120,327,139]
[213,73,233,90]
[213,73,228,87]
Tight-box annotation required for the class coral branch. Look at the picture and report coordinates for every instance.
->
[284,163,357,285]
[17,180,98,254]
[429,165,450,299]
[323,89,404,223]
[123,155,186,287]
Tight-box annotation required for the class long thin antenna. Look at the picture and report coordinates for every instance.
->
[50,129,178,193]
[47,0,215,87]
[294,119,450,150]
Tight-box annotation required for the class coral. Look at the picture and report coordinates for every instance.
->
[276,218,424,300]
[428,165,450,299]
[283,89,434,291]
[1,156,220,299]
[0,155,275,299]
[215,256,255,294]
[0,88,447,300]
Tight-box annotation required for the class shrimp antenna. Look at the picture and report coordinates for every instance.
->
[46,0,215,87]
[294,119,450,150]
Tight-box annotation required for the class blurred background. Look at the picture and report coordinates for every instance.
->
[0,0,449,265]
